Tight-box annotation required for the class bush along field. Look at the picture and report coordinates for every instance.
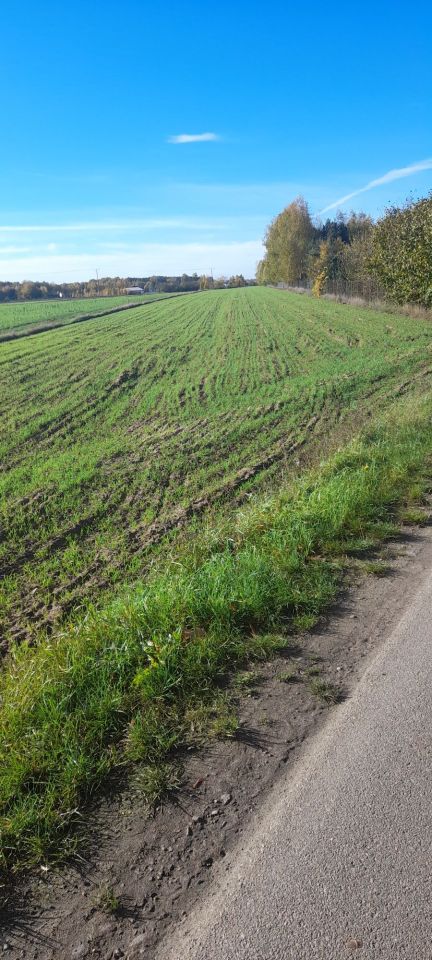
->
[0,286,432,874]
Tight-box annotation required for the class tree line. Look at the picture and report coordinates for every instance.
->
[256,193,432,307]
[0,273,254,303]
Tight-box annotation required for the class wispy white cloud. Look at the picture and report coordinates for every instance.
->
[0,217,228,235]
[167,132,220,144]
[320,158,432,214]
[0,241,263,282]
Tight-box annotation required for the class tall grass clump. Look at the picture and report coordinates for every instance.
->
[0,394,431,873]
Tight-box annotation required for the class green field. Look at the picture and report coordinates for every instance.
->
[0,292,178,337]
[1,284,432,870]
[1,286,431,649]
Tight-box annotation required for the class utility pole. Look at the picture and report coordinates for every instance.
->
[96,268,100,296]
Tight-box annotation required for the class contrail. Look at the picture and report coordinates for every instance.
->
[320,158,432,214]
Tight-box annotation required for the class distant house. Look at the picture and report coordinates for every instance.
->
[125,286,144,295]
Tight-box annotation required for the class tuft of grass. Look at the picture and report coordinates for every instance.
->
[304,664,321,677]
[234,670,261,691]
[308,677,339,704]
[133,762,180,810]
[277,667,301,684]
[0,392,432,874]
[292,613,319,632]
[95,885,121,916]
[361,560,392,577]
[246,633,288,659]
[183,693,238,745]
[399,508,429,525]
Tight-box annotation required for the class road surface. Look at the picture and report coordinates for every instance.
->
[159,568,432,959]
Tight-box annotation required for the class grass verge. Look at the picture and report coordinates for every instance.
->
[0,394,431,876]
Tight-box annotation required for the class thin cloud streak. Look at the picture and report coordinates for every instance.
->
[0,218,229,235]
[167,132,220,144]
[320,158,432,213]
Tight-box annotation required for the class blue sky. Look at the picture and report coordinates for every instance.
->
[1,0,432,281]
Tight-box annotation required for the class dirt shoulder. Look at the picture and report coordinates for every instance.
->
[2,523,432,960]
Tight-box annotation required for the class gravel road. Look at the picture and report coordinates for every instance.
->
[159,568,432,959]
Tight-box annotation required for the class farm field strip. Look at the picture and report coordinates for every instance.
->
[1,286,431,648]
[0,291,182,337]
